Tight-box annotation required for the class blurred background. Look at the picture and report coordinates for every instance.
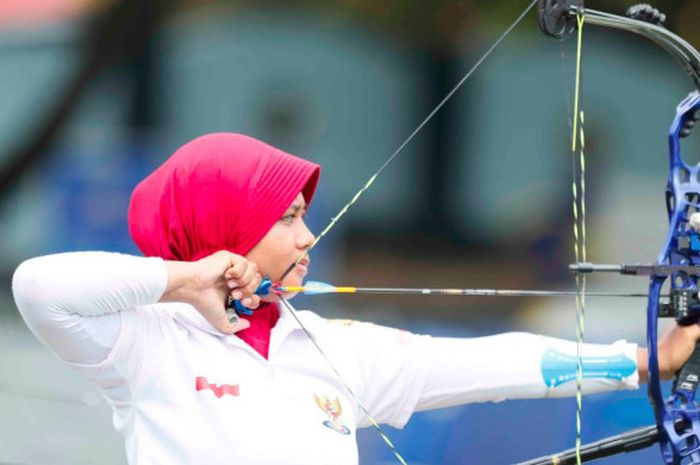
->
[1,0,700,463]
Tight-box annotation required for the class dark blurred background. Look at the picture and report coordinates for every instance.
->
[1,0,700,463]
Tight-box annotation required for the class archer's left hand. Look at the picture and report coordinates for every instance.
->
[639,322,700,383]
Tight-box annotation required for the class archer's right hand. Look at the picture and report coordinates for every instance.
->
[161,251,263,334]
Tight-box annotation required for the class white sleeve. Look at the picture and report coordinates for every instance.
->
[11,252,168,366]
[344,322,431,429]
[415,332,639,412]
[347,324,638,429]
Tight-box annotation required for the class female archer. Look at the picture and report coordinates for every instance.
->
[11,133,700,465]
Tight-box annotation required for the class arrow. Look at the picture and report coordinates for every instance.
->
[277,281,653,298]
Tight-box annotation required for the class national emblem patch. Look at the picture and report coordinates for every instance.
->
[313,394,351,435]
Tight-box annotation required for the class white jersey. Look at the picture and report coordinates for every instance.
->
[12,252,639,465]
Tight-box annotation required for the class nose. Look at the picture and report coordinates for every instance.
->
[296,219,315,250]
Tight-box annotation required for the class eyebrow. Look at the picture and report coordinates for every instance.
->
[286,203,307,214]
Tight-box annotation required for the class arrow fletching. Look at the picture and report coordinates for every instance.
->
[279,281,357,295]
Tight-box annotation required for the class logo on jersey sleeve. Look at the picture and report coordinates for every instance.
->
[313,394,351,435]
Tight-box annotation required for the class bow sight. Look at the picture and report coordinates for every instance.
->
[528,2,700,465]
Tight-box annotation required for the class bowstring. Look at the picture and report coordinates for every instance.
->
[274,2,539,463]
[571,12,587,465]
[278,0,539,283]
[278,296,408,465]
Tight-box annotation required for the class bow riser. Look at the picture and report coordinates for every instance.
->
[649,91,700,464]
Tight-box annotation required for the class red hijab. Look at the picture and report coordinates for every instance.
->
[128,133,320,358]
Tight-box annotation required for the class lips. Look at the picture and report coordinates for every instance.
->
[296,257,310,275]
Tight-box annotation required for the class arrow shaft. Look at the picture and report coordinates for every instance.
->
[278,286,650,298]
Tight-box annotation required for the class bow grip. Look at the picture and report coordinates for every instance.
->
[675,340,700,396]
[664,323,700,463]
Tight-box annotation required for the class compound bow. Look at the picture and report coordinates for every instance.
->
[524,2,700,464]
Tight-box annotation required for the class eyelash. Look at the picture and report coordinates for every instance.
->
[280,211,307,223]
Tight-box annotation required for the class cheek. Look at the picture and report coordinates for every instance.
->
[253,247,283,277]
[249,228,296,276]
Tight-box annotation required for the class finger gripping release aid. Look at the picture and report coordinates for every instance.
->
[225,278,273,324]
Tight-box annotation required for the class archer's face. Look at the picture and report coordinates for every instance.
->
[245,193,314,297]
